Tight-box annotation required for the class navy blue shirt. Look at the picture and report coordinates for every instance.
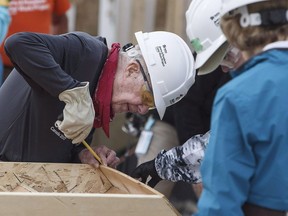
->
[0,32,108,162]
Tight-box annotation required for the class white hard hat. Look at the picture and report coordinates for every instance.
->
[186,0,228,75]
[220,0,267,16]
[135,31,195,119]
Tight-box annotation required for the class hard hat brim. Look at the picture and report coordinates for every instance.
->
[195,35,226,70]
[197,41,229,75]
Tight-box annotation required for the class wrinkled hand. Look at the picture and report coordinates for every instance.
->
[131,159,162,187]
[79,145,120,169]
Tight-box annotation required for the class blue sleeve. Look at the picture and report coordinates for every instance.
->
[194,91,255,216]
[0,6,10,44]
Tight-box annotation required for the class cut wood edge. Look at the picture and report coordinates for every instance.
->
[0,192,180,216]
[99,165,180,215]
[99,165,162,195]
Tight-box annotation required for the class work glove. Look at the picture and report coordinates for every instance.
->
[55,82,95,144]
[131,159,162,187]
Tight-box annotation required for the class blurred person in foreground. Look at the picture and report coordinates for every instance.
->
[195,0,288,215]
[0,30,195,169]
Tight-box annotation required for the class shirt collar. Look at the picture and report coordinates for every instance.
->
[263,41,288,51]
[230,41,288,78]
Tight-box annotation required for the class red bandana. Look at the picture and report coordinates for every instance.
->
[93,43,121,137]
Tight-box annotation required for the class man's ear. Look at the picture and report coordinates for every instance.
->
[126,61,140,77]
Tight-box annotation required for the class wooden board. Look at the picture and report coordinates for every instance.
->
[0,162,180,216]
[0,162,112,193]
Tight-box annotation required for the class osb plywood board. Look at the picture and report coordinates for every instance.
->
[0,162,113,193]
[0,162,180,216]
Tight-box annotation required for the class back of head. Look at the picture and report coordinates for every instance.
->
[220,0,288,57]
[186,0,228,75]
[135,31,195,119]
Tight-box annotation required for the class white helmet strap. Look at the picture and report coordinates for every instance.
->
[237,6,288,27]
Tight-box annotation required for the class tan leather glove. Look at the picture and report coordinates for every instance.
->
[55,82,95,144]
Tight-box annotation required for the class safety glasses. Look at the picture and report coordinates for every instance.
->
[135,59,155,110]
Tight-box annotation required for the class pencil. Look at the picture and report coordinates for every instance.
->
[81,140,103,164]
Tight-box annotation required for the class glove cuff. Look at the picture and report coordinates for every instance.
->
[59,82,90,103]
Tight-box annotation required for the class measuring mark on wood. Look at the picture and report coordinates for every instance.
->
[13,172,23,183]
[53,170,68,192]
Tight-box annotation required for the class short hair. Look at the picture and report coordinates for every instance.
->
[120,44,148,72]
[220,0,288,56]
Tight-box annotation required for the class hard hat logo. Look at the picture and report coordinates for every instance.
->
[210,12,221,27]
[155,45,167,67]
[169,94,184,105]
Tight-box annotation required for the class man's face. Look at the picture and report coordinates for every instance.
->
[111,60,153,115]
[111,86,152,115]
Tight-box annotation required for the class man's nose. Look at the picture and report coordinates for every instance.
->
[138,105,149,115]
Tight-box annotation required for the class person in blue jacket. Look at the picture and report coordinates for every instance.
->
[0,0,10,85]
[195,0,288,215]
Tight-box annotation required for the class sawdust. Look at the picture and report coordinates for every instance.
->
[0,163,126,194]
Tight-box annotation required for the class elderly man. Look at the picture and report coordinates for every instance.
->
[0,31,195,168]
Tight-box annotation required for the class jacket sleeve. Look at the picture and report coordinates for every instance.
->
[195,90,254,216]
[4,32,83,95]
[154,131,210,183]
